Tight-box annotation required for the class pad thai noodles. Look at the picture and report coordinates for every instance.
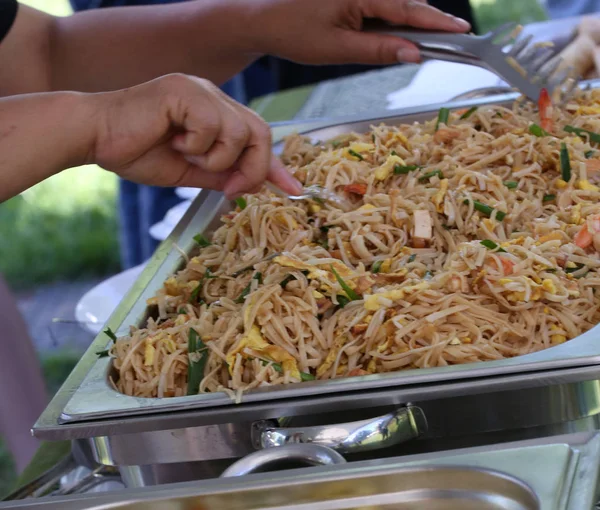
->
[111,89,600,399]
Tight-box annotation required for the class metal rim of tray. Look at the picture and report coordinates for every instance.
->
[33,80,600,436]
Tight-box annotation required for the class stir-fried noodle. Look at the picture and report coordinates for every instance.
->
[112,90,600,399]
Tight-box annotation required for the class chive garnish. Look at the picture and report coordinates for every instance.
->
[528,124,549,137]
[193,234,211,247]
[234,197,247,210]
[280,274,297,288]
[331,266,361,301]
[543,194,556,202]
[96,349,110,358]
[560,142,571,182]
[320,225,332,233]
[460,106,478,120]
[480,240,507,252]
[186,328,208,396]
[104,327,117,343]
[585,150,595,159]
[261,360,315,381]
[394,164,421,175]
[436,107,450,131]
[178,307,187,314]
[419,170,444,182]
[464,200,506,221]
[408,254,417,263]
[348,149,364,161]
[504,181,518,189]
[564,125,600,144]
[336,295,350,308]
[235,272,262,303]
[372,260,383,273]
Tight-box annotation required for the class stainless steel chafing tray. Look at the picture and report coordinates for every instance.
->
[36,87,600,431]
[6,432,600,510]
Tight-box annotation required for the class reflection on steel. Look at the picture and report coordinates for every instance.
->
[255,406,427,454]
[220,444,346,477]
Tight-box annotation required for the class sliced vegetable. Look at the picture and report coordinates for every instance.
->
[189,283,204,305]
[344,183,368,195]
[331,265,361,301]
[564,125,600,144]
[418,170,444,182]
[464,200,506,221]
[371,260,383,273]
[96,349,110,358]
[528,124,549,137]
[331,140,342,148]
[104,327,117,343]
[178,307,187,314]
[565,263,587,275]
[320,225,332,233]
[186,328,208,396]
[459,106,477,120]
[480,240,507,252]
[261,360,315,381]
[408,254,417,263]
[543,194,556,202]
[393,164,421,175]
[560,142,571,182]
[504,181,518,189]
[235,272,263,303]
[435,107,450,131]
[574,224,593,249]
[347,149,364,161]
[585,150,596,159]
[538,88,553,132]
[193,234,211,247]
[312,196,325,206]
[234,197,247,210]
[317,239,329,250]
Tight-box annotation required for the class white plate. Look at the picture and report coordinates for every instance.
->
[75,263,146,335]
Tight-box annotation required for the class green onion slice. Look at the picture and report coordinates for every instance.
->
[459,107,478,120]
[464,200,506,221]
[480,240,507,252]
[560,142,571,182]
[564,125,600,144]
[331,266,361,301]
[436,107,450,131]
[186,328,208,396]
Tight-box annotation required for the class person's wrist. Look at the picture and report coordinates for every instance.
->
[58,91,100,169]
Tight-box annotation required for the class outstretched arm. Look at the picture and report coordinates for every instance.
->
[0,0,469,95]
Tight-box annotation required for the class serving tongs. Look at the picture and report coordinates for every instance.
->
[363,20,576,102]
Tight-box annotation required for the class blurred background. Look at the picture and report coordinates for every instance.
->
[0,0,552,496]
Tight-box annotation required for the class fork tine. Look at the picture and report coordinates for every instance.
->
[535,54,563,83]
[489,21,519,45]
[546,67,573,90]
[513,39,539,65]
[528,47,556,73]
[507,34,532,58]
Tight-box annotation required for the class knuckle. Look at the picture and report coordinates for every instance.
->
[159,72,192,90]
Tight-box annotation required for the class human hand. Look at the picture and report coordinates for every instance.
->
[246,0,470,65]
[89,74,301,198]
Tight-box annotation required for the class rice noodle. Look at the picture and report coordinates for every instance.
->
[111,88,600,398]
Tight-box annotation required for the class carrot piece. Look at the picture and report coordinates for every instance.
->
[499,257,515,275]
[574,223,593,248]
[538,88,554,133]
[344,183,368,195]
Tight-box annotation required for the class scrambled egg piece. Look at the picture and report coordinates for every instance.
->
[571,204,583,225]
[317,336,347,377]
[577,105,600,115]
[431,179,449,213]
[144,339,155,366]
[358,204,376,212]
[274,254,353,280]
[367,358,377,373]
[380,259,392,273]
[500,236,525,248]
[348,142,374,154]
[374,154,406,181]
[556,179,568,189]
[363,282,429,311]
[542,279,557,294]
[550,324,567,344]
[390,132,411,149]
[538,232,563,244]
[226,325,301,379]
[309,204,321,214]
[577,180,600,192]
[275,213,298,229]
[498,277,544,302]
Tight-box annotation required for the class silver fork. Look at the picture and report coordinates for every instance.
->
[265,182,351,209]
[363,21,575,101]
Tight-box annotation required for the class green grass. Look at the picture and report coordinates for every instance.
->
[471,0,548,34]
[0,167,120,289]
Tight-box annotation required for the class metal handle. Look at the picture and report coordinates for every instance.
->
[221,444,346,477]
[450,86,514,101]
[253,406,427,455]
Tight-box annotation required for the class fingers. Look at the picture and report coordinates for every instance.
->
[361,0,470,32]
[335,30,421,64]
[222,116,272,198]
[267,156,303,195]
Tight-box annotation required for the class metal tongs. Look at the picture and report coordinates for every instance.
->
[363,20,576,101]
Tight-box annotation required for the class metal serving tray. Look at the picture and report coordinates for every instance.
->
[7,432,600,510]
[34,88,600,432]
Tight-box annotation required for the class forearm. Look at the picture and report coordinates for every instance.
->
[51,0,258,92]
[0,92,95,201]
